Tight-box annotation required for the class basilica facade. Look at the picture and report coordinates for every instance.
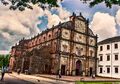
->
[10,13,97,76]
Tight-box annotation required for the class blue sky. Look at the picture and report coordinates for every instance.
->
[61,0,119,20]
[38,0,120,41]
[38,0,120,35]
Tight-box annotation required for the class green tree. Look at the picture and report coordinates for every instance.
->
[90,0,120,8]
[1,0,59,11]
[0,55,4,68]
[0,54,10,68]
[4,54,10,67]
[1,0,120,11]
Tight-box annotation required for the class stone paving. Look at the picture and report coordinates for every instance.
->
[35,74,120,82]
[0,73,34,84]
[10,72,74,84]
[10,72,120,84]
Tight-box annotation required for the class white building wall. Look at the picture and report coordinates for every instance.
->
[97,42,120,78]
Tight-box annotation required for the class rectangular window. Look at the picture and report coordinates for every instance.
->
[100,46,103,51]
[107,55,110,61]
[115,67,118,73]
[107,45,110,50]
[100,67,102,73]
[107,67,110,73]
[100,56,103,61]
[115,44,118,49]
[115,54,118,60]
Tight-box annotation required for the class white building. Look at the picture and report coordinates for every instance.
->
[0,50,9,55]
[97,36,120,78]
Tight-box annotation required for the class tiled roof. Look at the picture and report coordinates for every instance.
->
[98,36,120,45]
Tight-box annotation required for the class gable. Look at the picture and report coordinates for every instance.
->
[75,18,86,33]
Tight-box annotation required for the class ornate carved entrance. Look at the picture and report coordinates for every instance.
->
[76,60,82,75]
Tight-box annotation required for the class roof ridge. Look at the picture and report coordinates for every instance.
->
[98,36,120,45]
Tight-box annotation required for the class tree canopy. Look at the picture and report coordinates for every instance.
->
[90,0,120,8]
[0,54,10,68]
[0,0,120,11]
[1,0,59,11]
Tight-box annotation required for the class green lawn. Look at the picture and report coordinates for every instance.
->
[75,81,120,84]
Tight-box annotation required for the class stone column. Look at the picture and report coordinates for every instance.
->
[66,57,69,75]
[68,56,71,75]
[70,56,74,75]
[85,59,89,76]
[72,57,75,76]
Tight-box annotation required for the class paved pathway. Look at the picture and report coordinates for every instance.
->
[3,72,120,84]
[0,73,33,84]
[10,72,74,84]
[35,74,120,82]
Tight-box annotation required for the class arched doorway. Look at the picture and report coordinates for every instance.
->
[76,60,82,76]
[44,64,51,74]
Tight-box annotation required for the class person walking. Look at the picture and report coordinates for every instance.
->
[1,66,6,81]
[91,71,95,79]
[17,68,21,75]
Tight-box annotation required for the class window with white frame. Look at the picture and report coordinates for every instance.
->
[100,46,103,51]
[107,67,110,73]
[115,67,118,73]
[107,45,110,50]
[99,67,103,73]
[99,55,103,61]
[114,43,118,49]
[107,54,110,61]
[115,54,118,60]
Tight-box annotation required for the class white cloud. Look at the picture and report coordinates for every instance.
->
[90,12,117,41]
[0,1,71,50]
[0,50,9,55]
[116,9,120,26]
[1,32,11,40]
[45,7,70,28]
[58,7,70,20]
[0,5,43,50]
[47,14,61,28]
